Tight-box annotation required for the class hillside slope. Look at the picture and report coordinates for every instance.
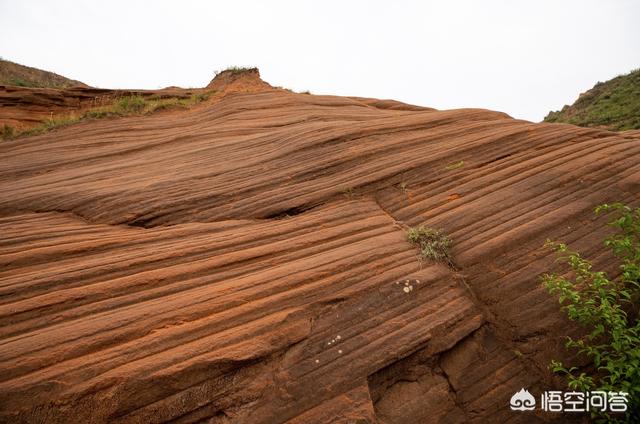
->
[544,68,640,131]
[0,58,89,88]
[0,60,208,132]
[0,70,639,423]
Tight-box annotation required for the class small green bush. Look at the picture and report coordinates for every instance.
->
[116,96,146,113]
[407,226,452,263]
[9,78,30,87]
[191,92,209,103]
[84,110,111,119]
[542,203,640,423]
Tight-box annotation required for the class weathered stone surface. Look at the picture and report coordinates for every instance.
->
[0,70,637,422]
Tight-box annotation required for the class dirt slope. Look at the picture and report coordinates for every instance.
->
[0,70,639,423]
[0,58,207,132]
[0,58,89,88]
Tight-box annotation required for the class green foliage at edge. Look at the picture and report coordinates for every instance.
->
[544,69,640,131]
[543,203,640,423]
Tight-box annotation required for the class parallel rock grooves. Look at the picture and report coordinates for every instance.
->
[0,199,480,422]
[0,82,638,422]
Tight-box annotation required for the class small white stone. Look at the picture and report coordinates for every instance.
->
[404,282,409,286]
[405,279,409,283]
[315,359,320,363]
[403,286,411,293]
[327,342,331,345]
[409,285,414,291]
[331,339,336,343]
[416,280,420,284]
[338,350,343,354]
[336,335,341,340]
[395,281,399,285]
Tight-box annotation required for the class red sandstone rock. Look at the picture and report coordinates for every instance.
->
[0,70,637,423]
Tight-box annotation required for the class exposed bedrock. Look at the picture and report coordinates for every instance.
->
[0,73,638,422]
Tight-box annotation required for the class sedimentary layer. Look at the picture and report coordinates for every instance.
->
[0,74,638,423]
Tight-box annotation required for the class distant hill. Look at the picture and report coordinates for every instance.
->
[0,58,89,88]
[544,69,640,131]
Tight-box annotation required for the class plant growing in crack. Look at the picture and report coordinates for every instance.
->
[339,187,355,199]
[407,226,452,264]
[542,203,640,423]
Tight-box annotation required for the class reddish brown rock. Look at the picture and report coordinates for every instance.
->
[0,70,637,423]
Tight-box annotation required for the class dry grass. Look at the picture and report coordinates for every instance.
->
[407,226,452,263]
[1,92,211,141]
[445,160,465,170]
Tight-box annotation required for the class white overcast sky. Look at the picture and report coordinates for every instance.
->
[1,0,639,121]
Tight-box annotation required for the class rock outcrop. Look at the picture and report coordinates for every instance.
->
[0,70,638,423]
[207,67,271,94]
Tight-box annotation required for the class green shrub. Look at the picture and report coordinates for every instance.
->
[84,110,111,119]
[8,78,31,87]
[542,203,640,423]
[190,92,209,103]
[407,226,452,263]
[116,96,146,113]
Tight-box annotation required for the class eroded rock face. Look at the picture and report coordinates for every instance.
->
[0,74,638,423]
[206,68,270,93]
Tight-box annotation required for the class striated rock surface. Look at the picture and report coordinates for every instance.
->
[0,69,638,423]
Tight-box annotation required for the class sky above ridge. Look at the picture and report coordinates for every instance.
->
[1,0,639,122]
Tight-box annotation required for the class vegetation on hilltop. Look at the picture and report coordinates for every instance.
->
[214,66,258,76]
[544,69,640,131]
